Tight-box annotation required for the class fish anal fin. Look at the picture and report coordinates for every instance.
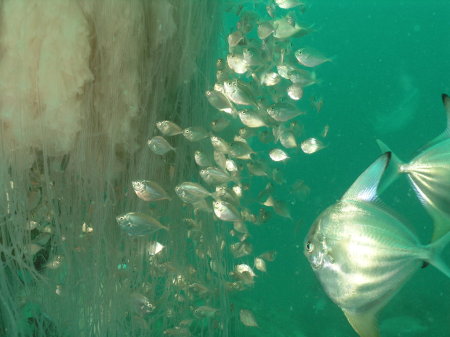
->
[343,310,380,337]
[342,153,391,202]
[429,208,450,242]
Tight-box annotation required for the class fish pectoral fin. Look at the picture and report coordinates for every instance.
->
[342,152,391,202]
[343,310,380,337]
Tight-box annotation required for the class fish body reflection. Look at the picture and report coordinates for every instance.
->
[305,153,450,337]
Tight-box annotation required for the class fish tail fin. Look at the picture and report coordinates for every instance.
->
[426,231,450,278]
[375,139,404,193]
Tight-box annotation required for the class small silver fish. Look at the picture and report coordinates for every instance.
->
[267,103,304,122]
[194,150,212,167]
[254,257,267,272]
[227,53,249,74]
[279,130,297,148]
[130,293,156,314]
[132,180,170,201]
[257,21,275,40]
[200,167,233,185]
[156,121,183,136]
[230,239,252,258]
[223,79,258,106]
[300,137,325,154]
[211,136,231,154]
[232,264,256,284]
[277,64,317,86]
[295,47,331,68]
[269,148,289,162]
[175,182,211,203]
[116,212,168,236]
[183,127,209,142]
[239,109,267,128]
[147,241,165,256]
[242,48,263,67]
[225,159,239,172]
[213,150,227,171]
[229,141,254,159]
[147,136,175,155]
[287,83,304,101]
[205,90,235,114]
[193,306,219,319]
[211,118,231,132]
[240,309,258,327]
[228,30,244,48]
[377,94,450,241]
[304,153,450,337]
[272,15,310,39]
[213,200,241,222]
[275,0,306,10]
[259,70,281,86]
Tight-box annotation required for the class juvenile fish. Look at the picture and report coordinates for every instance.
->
[200,167,233,185]
[156,121,183,136]
[223,79,258,107]
[287,83,304,101]
[240,309,258,327]
[275,0,306,9]
[301,137,326,154]
[267,103,304,122]
[183,127,209,142]
[213,200,241,222]
[295,47,331,68]
[269,148,289,162]
[272,15,310,39]
[147,136,175,155]
[194,150,212,167]
[175,182,212,203]
[211,118,230,132]
[116,212,168,236]
[132,180,170,201]
[206,90,235,114]
[211,136,231,154]
[239,109,267,128]
[230,141,254,159]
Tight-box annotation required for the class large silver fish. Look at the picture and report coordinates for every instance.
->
[377,93,450,241]
[304,153,450,337]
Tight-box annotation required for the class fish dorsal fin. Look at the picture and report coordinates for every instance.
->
[343,310,380,337]
[414,93,450,152]
[342,153,391,202]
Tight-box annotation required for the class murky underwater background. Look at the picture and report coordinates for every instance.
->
[0,1,449,337]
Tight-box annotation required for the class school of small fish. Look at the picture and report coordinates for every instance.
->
[117,1,330,335]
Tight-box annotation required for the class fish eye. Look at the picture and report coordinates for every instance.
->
[305,241,314,253]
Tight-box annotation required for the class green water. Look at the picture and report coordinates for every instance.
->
[1,1,449,337]
[244,1,450,336]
